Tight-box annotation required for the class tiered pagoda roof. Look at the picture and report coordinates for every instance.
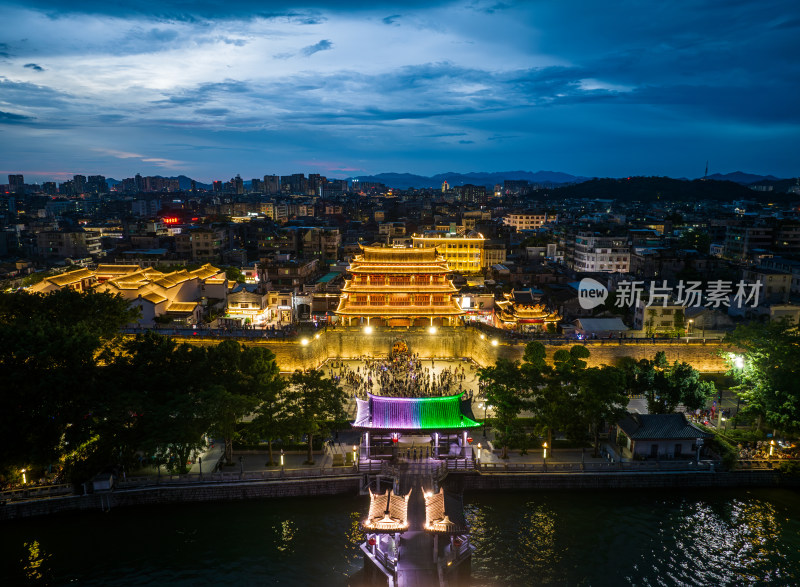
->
[336,245,465,319]
[353,393,480,432]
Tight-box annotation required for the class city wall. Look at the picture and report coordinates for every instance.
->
[179,328,732,373]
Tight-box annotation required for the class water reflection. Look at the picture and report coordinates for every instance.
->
[344,511,366,566]
[274,519,296,553]
[23,540,49,582]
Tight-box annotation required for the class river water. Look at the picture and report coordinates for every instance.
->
[2,488,799,586]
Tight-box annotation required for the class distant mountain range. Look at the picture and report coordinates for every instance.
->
[102,171,795,194]
[703,171,783,185]
[350,170,587,189]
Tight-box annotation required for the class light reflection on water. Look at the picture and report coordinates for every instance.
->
[465,489,800,587]
[0,489,798,586]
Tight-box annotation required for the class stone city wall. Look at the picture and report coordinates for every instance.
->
[177,329,731,373]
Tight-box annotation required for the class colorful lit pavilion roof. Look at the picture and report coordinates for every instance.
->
[353,393,480,431]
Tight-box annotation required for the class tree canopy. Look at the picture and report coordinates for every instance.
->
[724,320,800,433]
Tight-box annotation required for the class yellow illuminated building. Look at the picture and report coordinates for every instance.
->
[411,232,485,273]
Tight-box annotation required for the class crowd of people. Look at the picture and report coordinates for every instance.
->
[326,355,473,399]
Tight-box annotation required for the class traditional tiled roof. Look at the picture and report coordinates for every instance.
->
[189,264,221,280]
[95,264,142,276]
[363,489,411,533]
[617,413,713,440]
[141,292,168,305]
[574,318,629,332]
[45,268,94,286]
[424,488,468,534]
[167,301,198,314]
[360,245,439,263]
[353,393,480,431]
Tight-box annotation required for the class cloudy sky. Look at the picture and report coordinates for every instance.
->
[1,0,798,182]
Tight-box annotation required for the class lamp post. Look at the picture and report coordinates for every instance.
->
[280,449,284,468]
[198,456,202,480]
[769,439,775,457]
[543,442,548,460]
[239,455,244,478]
[21,468,26,485]
[477,443,482,466]
[353,445,358,467]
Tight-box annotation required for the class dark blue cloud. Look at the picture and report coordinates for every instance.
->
[0,110,34,123]
[4,0,446,20]
[301,39,332,56]
[0,43,10,58]
[24,63,45,71]
[382,14,401,25]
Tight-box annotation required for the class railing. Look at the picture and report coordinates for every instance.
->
[116,466,359,490]
[444,458,476,471]
[374,547,397,572]
[736,458,799,469]
[0,483,73,503]
[476,460,717,473]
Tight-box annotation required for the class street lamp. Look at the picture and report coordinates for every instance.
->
[542,442,548,460]
[198,456,202,480]
[769,439,775,457]
[364,325,373,335]
[491,339,498,346]
[280,449,284,468]
[352,444,358,465]
[21,468,26,485]
[428,326,437,335]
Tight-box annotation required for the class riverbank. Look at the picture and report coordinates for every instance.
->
[3,467,800,522]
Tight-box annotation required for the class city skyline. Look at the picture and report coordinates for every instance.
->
[1,0,798,182]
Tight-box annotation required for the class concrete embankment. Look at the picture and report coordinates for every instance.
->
[0,475,361,521]
[4,470,798,521]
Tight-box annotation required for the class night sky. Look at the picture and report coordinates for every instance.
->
[1,0,798,183]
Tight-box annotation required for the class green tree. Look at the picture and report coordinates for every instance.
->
[724,319,800,433]
[634,351,714,414]
[111,332,211,474]
[204,340,283,464]
[284,369,346,464]
[0,289,138,480]
[577,366,629,456]
[478,359,527,459]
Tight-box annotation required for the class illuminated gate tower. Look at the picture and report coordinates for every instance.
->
[335,245,465,327]
[353,393,481,461]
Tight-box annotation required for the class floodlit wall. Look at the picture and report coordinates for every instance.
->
[175,328,731,373]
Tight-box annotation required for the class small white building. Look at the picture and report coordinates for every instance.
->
[616,413,713,460]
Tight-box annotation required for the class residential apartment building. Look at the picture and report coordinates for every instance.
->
[503,212,555,231]
[571,232,630,273]
[36,229,102,259]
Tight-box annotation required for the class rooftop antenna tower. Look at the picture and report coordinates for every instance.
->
[704,161,708,179]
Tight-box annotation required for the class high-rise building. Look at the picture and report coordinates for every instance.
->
[250,178,264,194]
[73,175,87,194]
[264,175,280,195]
[86,175,108,194]
[8,174,24,194]
[42,182,57,195]
[213,180,223,193]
